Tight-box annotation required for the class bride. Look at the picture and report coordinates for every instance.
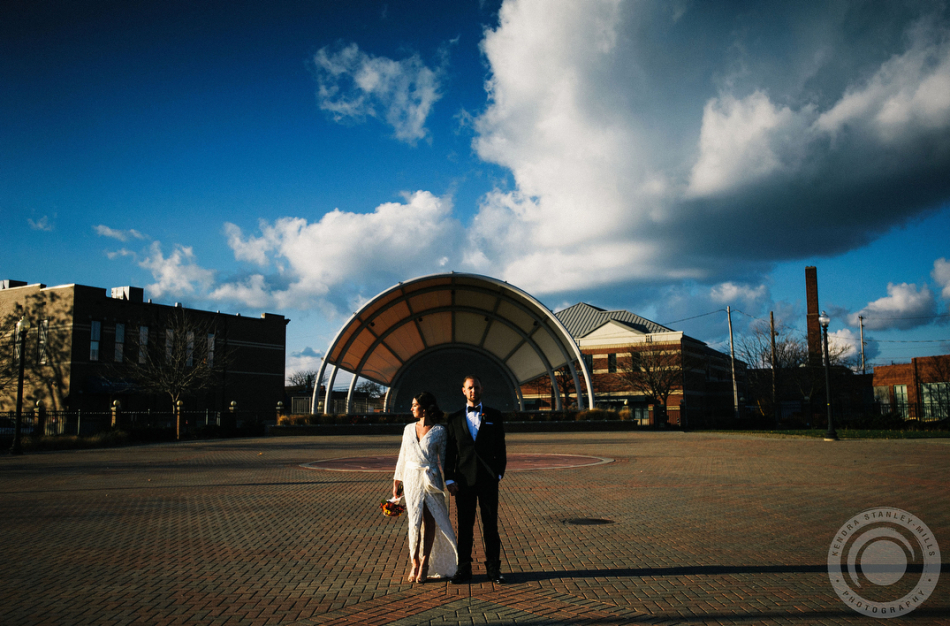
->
[393,391,458,583]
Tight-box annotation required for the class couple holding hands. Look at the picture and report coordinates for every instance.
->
[392,375,507,584]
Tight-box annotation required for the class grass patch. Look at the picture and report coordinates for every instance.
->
[11,422,266,452]
[698,429,950,439]
[19,429,134,452]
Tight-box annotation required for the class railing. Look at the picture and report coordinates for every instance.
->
[768,399,949,426]
[1,408,278,438]
[325,399,384,414]
[1,410,112,437]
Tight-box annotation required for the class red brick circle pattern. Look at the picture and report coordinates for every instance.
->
[300,453,613,473]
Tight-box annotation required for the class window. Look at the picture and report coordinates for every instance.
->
[607,353,617,373]
[114,323,125,363]
[207,333,215,367]
[873,386,890,412]
[921,382,950,420]
[38,320,49,364]
[894,385,908,419]
[583,353,593,373]
[90,321,101,361]
[186,331,194,366]
[628,351,641,370]
[138,326,149,364]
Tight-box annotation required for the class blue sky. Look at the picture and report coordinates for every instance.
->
[3,0,950,381]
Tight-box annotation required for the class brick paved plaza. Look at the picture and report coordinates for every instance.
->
[2,432,948,625]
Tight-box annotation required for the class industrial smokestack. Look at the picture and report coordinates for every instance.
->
[805,266,821,366]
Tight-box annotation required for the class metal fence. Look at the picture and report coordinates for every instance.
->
[770,400,949,425]
[0,411,114,437]
[1,408,275,438]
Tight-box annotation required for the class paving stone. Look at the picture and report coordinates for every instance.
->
[1,433,948,625]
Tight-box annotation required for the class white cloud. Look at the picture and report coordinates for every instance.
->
[816,20,950,143]
[849,282,937,330]
[95,225,145,242]
[28,215,55,231]
[215,191,461,311]
[209,274,272,309]
[223,222,270,266]
[313,42,443,144]
[932,257,950,300]
[828,328,864,366]
[464,1,950,296]
[106,249,136,261]
[287,348,325,382]
[139,241,215,299]
[688,91,805,196]
[709,282,769,307]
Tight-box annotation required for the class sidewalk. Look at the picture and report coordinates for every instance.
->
[1,432,947,625]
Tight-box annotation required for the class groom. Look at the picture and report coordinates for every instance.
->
[444,375,507,584]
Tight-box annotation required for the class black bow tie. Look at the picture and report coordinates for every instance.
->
[468,406,480,414]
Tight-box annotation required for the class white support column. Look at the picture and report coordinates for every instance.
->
[312,358,329,414]
[323,365,338,415]
[345,374,359,414]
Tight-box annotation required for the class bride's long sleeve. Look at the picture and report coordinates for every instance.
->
[393,427,408,482]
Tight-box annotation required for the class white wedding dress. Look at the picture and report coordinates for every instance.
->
[393,423,458,579]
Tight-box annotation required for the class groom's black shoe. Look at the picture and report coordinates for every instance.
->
[486,564,506,584]
[451,565,472,584]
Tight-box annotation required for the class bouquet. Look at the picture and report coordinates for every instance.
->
[380,496,406,518]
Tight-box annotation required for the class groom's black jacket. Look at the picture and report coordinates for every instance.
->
[444,406,507,488]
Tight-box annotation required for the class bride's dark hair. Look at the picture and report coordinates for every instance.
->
[413,391,444,421]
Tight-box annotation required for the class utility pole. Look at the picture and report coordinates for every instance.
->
[770,311,778,429]
[858,315,866,375]
[727,306,739,420]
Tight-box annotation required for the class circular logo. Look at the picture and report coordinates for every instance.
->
[828,507,941,618]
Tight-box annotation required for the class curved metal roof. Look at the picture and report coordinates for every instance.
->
[312,273,594,412]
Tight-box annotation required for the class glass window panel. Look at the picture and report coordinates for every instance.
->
[139,326,148,364]
[90,321,100,361]
[186,331,194,366]
[115,323,125,363]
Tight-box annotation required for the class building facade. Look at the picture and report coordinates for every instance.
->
[520,303,741,426]
[1,280,287,413]
[872,355,950,421]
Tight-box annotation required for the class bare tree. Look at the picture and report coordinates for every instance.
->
[552,364,579,410]
[736,321,808,419]
[288,369,324,394]
[737,319,856,421]
[0,318,17,398]
[1,290,72,413]
[113,309,230,414]
[355,379,386,400]
[613,344,684,420]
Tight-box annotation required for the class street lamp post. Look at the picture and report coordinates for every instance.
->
[10,316,31,455]
[819,311,838,441]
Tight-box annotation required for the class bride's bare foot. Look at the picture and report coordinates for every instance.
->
[407,558,420,583]
[417,557,429,584]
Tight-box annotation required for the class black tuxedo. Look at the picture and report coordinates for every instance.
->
[444,405,507,574]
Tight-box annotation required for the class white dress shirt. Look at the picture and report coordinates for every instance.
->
[465,404,482,441]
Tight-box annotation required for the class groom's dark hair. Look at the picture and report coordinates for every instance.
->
[461,374,481,386]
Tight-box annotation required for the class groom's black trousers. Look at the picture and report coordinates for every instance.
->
[455,471,501,570]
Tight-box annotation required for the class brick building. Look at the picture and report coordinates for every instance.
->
[1,280,287,413]
[520,303,741,426]
[872,355,950,421]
